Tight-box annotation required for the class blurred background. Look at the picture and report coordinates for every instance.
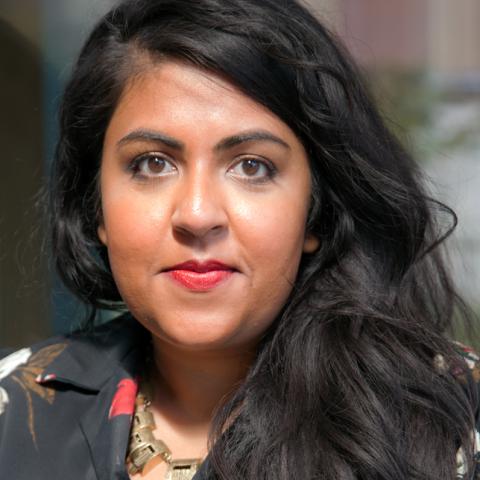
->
[0,0,479,347]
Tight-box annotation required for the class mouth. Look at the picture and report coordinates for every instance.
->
[163,259,237,291]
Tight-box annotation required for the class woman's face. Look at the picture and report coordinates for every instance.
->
[99,60,318,353]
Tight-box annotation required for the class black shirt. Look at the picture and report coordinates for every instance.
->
[0,314,213,479]
[0,314,479,479]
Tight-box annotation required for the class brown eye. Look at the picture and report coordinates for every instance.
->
[242,159,261,176]
[129,153,176,178]
[228,157,276,184]
[146,156,166,174]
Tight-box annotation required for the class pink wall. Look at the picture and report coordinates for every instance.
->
[337,0,429,69]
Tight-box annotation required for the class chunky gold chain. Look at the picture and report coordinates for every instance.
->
[127,386,202,479]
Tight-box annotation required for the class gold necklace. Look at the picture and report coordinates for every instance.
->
[127,384,203,479]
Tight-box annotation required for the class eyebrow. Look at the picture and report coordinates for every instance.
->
[116,128,291,151]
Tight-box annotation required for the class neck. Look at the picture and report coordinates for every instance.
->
[149,338,255,428]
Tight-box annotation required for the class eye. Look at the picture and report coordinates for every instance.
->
[129,153,176,178]
[228,157,277,184]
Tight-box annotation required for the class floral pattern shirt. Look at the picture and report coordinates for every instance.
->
[450,344,480,479]
[0,314,479,479]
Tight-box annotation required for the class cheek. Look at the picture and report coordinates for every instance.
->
[100,191,168,273]
[232,210,306,337]
[235,193,309,294]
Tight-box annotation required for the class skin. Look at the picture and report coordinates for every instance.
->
[98,60,319,477]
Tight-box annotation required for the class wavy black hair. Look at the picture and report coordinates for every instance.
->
[51,0,477,478]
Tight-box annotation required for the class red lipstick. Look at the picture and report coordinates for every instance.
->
[164,260,236,291]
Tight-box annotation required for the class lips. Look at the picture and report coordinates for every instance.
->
[163,260,236,291]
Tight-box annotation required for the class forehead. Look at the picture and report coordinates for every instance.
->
[105,60,304,150]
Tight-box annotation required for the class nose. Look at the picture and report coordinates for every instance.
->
[171,166,228,241]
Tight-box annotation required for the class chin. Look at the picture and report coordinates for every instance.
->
[158,331,248,353]
[144,315,249,352]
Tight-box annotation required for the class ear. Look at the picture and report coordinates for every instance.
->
[97,223,108,246]
[303,232,319,254]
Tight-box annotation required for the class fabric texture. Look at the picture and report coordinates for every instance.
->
[0,313,479,479]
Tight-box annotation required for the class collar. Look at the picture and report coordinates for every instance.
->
[31,313,211,480]
[35,313,150,392]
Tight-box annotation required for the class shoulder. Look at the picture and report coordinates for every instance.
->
[446,341,480,392]
[0,313,144,414]
[0,335,73,475]
[433,341,480,382]
[439,342,480,479]
[0,314,145,477]
[452,342,480,372]
[0,337,70,419]
[0,339,67,383]
[0,346,36,378]
[433,341,480,423]
[0,348,15,360]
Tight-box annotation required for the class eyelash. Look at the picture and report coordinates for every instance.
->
[127,153,278,185]
[231,157,277,184]
[128,154,176,179]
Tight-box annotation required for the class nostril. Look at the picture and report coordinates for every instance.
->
[171,200,228,239]
[172,223,227,242]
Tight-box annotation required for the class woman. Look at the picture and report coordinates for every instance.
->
[0,0,478,479]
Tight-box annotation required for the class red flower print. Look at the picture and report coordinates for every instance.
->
[109,378,138,419]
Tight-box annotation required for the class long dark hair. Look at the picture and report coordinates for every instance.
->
[51,0,477,478]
